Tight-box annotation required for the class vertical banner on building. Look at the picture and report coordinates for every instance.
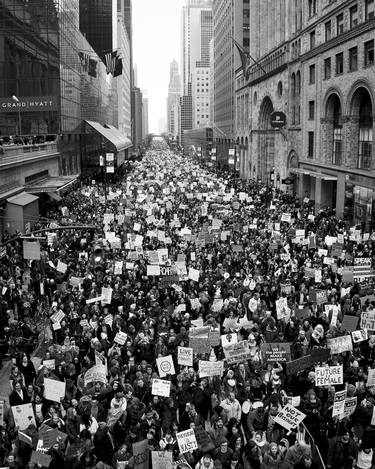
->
[106,152,115,173]
[228,148,235,166]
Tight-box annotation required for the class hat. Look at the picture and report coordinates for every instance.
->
[224,273,230,279]
[227,379,236,387]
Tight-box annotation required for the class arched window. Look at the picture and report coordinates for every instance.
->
[296,71,301,96]
[291,73,296,97]
[358,98,373,169]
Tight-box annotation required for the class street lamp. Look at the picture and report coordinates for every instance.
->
[12,95,22,136]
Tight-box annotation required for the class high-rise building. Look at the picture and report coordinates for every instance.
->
[179,83,193,149]
[213,0,249,167]
[79,0,118,56]
[167,59,181,138]
[142,94,149,139]
[131,86,143,148]
[181,0,212,132]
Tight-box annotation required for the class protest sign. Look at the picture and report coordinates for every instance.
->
[0,401,4,426]
[223,340,251,365]
[261,343,291,363]
[332,390,346,417]
[198,360,224,378]
[101,287,113,305]
[177,347,193,367]
[12,403,36,430]
[56,260,68,273]
[133,440,150,469]
[194,425,215,452]
[360,311,375,331]
[315,365,343,386]
[95,350,108,374]
[188,268,200,282]
[189,327,211,355]
[176,429,198,454]
[152,451,173,469]
[44,378,66,402]
[209,328,221,346]
[286,349,330,375]
[114,331,127,345]
[86,296,103,304]
[221,333,238,347]
[343,397,357,418]
[23,240,41,260]
[327,335,353,354]
[147,265,161,276]
[42,359,55,370]
[156,355,176,377]
[341,315,359,332]
[274,404,306,431]
[84,365,107,386]
[367,369,375,387]
[352,329,368,343]
[152,379,171,397]
[172,459,193,469]
[30,450,52,468]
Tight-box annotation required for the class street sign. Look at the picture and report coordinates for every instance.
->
[270,111,287,128]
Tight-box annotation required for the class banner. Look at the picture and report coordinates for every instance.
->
[261,342,291,363]
[198,360,224,378]
[315,365,343,386]
[274,404,306,431]
[156,355,176,377]
[177,347,193,367]
[84,364,107,386]
[223,340,251,365]
[44,378,66,402]
[151,451,173,469]
[12,403,36,430]
[327,335,353,355]
[176,429,198,454]
[133,440,150,469]
[360,311,375,331]
[151,379,171,397]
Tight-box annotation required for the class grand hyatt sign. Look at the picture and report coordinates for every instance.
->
[0,96,58,113]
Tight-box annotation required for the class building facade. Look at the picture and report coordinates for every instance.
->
[142,95,149,139]
[167,59,181,138]
[131,86,143,148]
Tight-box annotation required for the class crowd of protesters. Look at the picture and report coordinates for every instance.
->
[0,139,374,469]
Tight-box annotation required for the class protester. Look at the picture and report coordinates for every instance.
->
[0,139,374,469]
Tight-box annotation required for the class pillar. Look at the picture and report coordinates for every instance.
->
[343,115,360,169]
[314,178,322,211]
[320,117,334,165]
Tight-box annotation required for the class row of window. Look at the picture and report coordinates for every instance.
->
[308,40,374,84]
[309,1,374,50]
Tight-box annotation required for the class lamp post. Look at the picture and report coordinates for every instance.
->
[12,95,22,136]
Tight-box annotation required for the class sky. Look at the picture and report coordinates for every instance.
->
[132,0,185,134]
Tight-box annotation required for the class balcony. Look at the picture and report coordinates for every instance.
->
[0,142,59,168]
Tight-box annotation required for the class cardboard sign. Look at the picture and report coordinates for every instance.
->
[101,287,113,305]
[176,429,198,454]
[352,329,368,343]
[327,335,353,355]
[23,240,41,260]
[151,451,173,469]
[332,390,346,417]
[198,360,224,378]
[261,342,291,363]
[360,311,375,331]
[194,425,215,453]
[151,379,171,397]
[12,403,36,430]
[44,378,66,402]
[42,359,55,370]
[285,348,330,375]
[367,369,375,387]
[114,331,127,345]
[343,397,357,418]
[178,347,193,367]
[274,404,306,431]
[30,450,52,468]
[156,355,176,377]
[133,440,150,469]
[315,365,343,386]
[84,365,107,386]
[341,315,359,332]
[223,340,251,365]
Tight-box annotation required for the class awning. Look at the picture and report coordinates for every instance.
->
[292,168,338,181]
[47,192,62,201]
[25,175,79,194]
[85,120,132,152]
[0,185,24,202]
[7,192,39,206]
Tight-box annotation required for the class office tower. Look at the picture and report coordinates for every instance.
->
[167,59,181,137]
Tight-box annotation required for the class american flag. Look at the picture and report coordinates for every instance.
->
[103,50,123,77]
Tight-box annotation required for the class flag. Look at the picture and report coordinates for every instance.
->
[233,38,249,77]
[79,52,97,78]
[88,59,97,77]
[102,50,122,77]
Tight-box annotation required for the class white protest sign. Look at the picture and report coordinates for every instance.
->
[315,365,343,386]
[84,365,107,386]
[178,347,193,367]
[156,355,176,377]
[342,396,357,419]
[352,329,368,343]
[151,379,171,397]
[367,369,375,387]
[327,335,353,355]
[152,451,173,469]
[332,390,346,417]
[274,404,306,431]
[188,268,200,282]
[198,360,224,378]
[101,287,113,305]
[56,260,68,273]
[44,378,66,402]
[86,296,103,304]
[360,312,375,331]
[114,261,123,275]
[114,331,127,345]
[223,340,251,365]
[42,359,55,370]
[12,403,36,430]
[147,265,161,276]
[176,429,198,454]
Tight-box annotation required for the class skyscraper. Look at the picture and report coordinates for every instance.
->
[181,0,212,130]
[167,59,181,138]
[142,94,149,139]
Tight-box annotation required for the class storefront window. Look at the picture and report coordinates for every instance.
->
[353,186,375,230]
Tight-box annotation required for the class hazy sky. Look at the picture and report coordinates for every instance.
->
[133,0,185,134]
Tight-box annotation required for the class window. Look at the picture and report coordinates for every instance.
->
[350,5,358,28]
[336,13,344,35]
[365,40,374,66]
[333,128,343,165]
[308,132,314,158]
[325,21,332,41]
[243,37,249,47]
[309,64,315,84]
[358,128,373,169]
[366,0,375,20]
[308,101,315,120]
[310,30,316,49]
[308,0,317,17]
[324,57,331,79]
[336,52,344,74]
[349,46,358,71]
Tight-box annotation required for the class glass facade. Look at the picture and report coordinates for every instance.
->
[0,0,60,136]
[79,0,114,57]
